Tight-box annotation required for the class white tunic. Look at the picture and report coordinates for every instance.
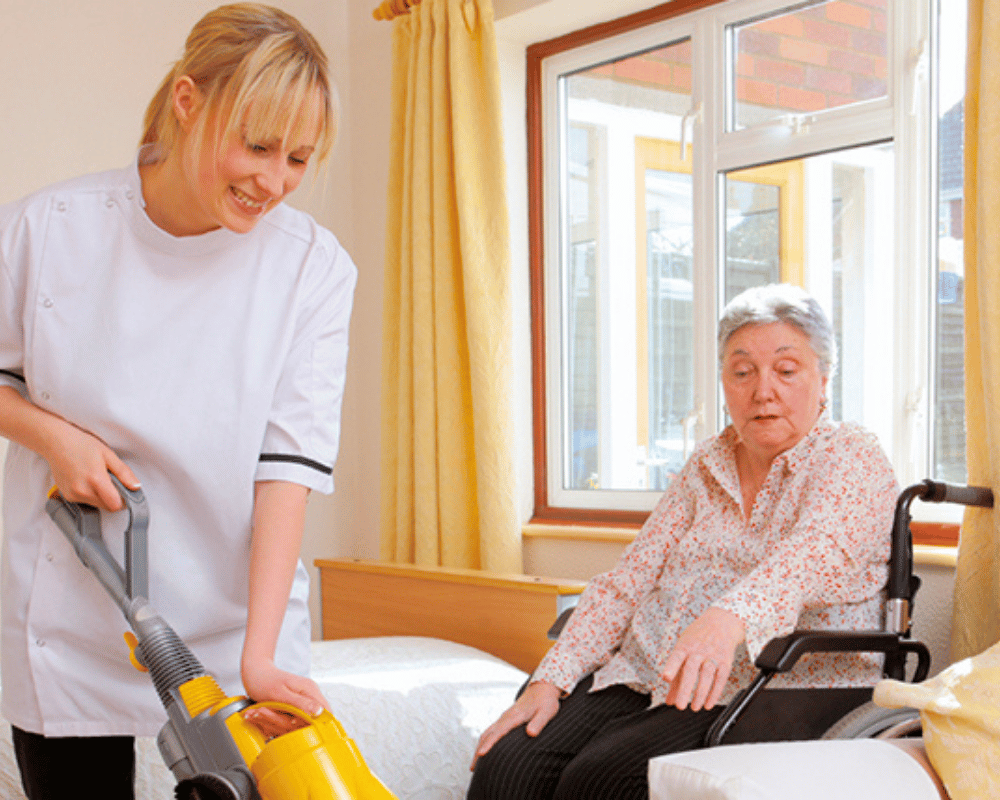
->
[0,158,357,736]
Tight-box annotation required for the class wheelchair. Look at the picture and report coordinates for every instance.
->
[548,480,994,747]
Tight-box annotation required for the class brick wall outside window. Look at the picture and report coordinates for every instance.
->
[592,1,888,116]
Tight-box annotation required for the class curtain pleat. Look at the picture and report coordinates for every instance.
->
[379,0,521,573]
[951,0,1000,661]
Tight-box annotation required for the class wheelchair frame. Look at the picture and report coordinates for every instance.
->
[546,480,994,745]
[703,479,993,746]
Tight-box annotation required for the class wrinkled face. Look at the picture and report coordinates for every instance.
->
[722,321,828,464]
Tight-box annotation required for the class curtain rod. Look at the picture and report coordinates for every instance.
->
[373,0,423,21]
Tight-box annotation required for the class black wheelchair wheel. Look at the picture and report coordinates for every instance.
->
[820,700,921,739]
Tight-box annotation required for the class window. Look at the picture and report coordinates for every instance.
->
[527,0,966,525]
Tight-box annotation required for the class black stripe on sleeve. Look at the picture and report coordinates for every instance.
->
[259,453,333,476]
[0,369,26,384]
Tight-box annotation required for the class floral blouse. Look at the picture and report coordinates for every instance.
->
[533,418,899,706]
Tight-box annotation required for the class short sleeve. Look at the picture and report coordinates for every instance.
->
[0,199,31,400]
[254,233,358,494]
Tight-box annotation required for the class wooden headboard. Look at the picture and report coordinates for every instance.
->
[314,558,585,673]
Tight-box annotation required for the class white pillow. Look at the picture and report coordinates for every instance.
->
[648,739,943,800]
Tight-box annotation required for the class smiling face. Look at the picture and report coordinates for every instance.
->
[182,93,321,236]
[722,321,828,466]
[186,121,318,235]
[142,77,323,237]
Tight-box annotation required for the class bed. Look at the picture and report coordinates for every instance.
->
[0,559,584,799]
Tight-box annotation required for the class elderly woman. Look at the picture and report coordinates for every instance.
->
[467,284,899,800]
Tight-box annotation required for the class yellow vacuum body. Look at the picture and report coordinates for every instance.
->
[46,483,397,800]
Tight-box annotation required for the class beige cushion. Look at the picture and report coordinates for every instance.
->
[875,640,1000,800]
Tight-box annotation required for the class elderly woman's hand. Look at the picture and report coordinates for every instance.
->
[661,607,746,712]
[471,680,563,768]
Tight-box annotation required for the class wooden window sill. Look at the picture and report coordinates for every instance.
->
[524,522,961,556]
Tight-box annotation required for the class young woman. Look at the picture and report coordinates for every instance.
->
[0,5,355,797]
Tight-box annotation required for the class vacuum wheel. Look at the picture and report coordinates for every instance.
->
[175,769,259,800]
[820,700,921,739]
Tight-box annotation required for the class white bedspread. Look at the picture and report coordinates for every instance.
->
[0,636,528,800]
[311,636,527,799]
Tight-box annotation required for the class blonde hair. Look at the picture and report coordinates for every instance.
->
[141,3,336,164]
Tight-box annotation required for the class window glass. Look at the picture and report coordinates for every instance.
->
[565,123,601,490]
[724,143,895,429]
[535,1,958,518]
[731,0,889,130]
[560,38,693,493]
[644,168,694,488]
[934,1,967,484]
[724,179,781,298]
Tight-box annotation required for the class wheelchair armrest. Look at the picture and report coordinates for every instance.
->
[756,629,930,682]
[547,606,575,640]
[705,630,931,748]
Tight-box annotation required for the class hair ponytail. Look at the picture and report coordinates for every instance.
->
[141,72,177,148]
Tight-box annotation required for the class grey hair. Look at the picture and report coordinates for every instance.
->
[718,284,837,378]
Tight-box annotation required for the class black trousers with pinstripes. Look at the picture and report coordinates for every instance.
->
[467,675,724,800]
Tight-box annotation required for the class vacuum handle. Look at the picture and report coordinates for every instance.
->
[45,474,149,606]
[112,475,150,601]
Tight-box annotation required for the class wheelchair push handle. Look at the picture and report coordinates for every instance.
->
[917,479,994,508]
[887,480,994,635]
[890,480,994,581]
[889,480,993,596]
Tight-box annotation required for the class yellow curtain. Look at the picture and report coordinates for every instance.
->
[952,0,1000,661]
[379,0,521,573]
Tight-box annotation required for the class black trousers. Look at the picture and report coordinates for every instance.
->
[466,676,724,800]
[12,726,135,800]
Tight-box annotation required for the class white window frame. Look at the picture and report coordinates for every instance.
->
[538,0,937,513]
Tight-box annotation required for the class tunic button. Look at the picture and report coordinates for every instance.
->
[125,189,134,199]
[106,198,115,208]
[36,639,45,648]
[41,392,51,401]
[46,553,54,562]
[43,298,53,308]
[56,201,67,212]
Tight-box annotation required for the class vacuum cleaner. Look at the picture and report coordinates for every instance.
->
[45,477,398,800]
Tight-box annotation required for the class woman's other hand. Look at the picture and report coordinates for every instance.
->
[661,607,745,712]
[471,680,562,768]
[241,657,331,739]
